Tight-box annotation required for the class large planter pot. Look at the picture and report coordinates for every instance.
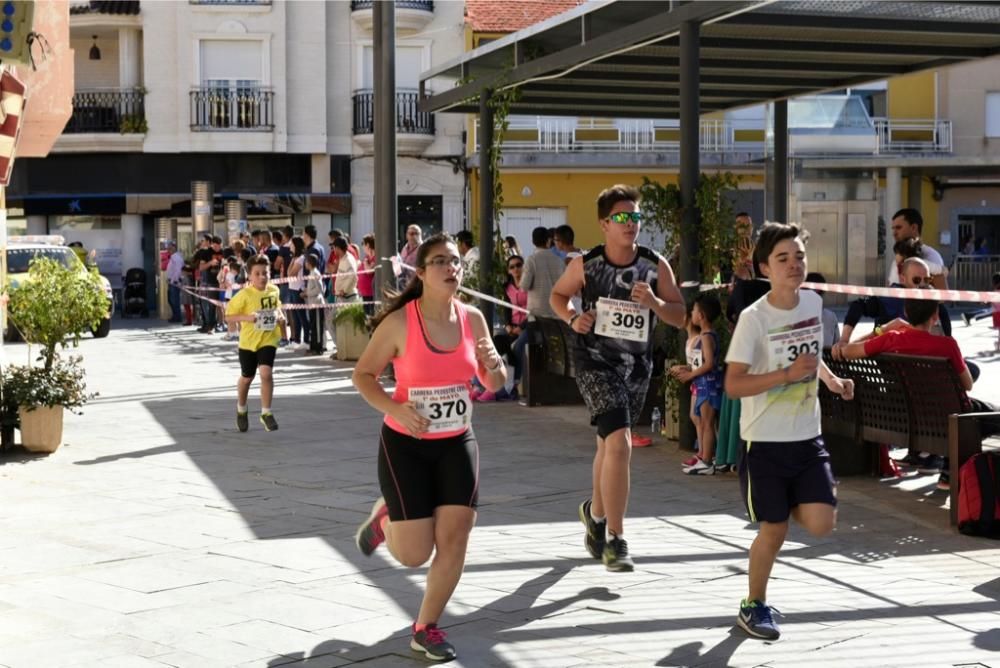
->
[335,323,371,361]
[18,405,64,453]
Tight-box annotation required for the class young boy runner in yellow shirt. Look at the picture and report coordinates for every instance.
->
[226,255,285,432]
[725,222,855,640]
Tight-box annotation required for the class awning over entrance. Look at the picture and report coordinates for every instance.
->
[420,0,1000,119]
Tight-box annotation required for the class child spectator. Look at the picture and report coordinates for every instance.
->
[220,258,241,340]
[672,294,723,474]
[303,254,326,354]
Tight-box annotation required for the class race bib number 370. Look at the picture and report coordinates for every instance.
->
[595,297,650,343]
[409,384,472,434]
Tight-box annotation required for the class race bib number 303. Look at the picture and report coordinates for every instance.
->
[595,297,650,343]
[767,321,822,378]
[409,384,472,434]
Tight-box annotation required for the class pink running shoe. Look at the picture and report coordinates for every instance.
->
[355,498,388,556]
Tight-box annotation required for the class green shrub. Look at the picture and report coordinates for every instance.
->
[1,356,96,413]
[8,257,109,371]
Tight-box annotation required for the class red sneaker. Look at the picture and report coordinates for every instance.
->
[632,434,653,447]
[683,455,699,467]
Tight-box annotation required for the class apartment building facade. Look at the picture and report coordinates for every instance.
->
[7,0,465,295]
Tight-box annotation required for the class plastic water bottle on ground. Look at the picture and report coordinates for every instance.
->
[651,408,661,436]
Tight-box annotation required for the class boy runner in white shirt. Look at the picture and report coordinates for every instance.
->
[725,222,855,640]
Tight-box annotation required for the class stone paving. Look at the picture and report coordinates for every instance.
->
[0,315,998,667]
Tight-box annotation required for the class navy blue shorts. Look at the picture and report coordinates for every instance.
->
[738,437,837,524]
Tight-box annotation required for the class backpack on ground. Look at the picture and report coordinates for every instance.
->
[957,452,1000,538]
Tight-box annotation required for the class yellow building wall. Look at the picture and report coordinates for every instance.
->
[887,70,936,119]
[471,171,763,250]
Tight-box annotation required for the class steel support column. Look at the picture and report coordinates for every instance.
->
[886,166,903,276]
[373,2,397,297]
[774,99,788,223]
[478,91,496,328]
[678,20,700,450]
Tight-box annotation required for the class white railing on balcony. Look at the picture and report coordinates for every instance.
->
[475,116,954,156]
[475,118,767,154]
[873,118,952,153]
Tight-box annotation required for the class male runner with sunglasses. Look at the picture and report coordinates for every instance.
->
[550,184,685,571]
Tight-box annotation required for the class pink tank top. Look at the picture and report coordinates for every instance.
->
[384,299,479,439]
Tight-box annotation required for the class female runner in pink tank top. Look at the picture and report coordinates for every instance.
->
[352,234,506,662]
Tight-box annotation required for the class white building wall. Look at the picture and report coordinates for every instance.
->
[346,1,468,241]
[72,34,121,88]
[286,0,328,154]
[327,2,355,156]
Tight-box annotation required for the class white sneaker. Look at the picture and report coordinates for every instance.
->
[683,458,715,475]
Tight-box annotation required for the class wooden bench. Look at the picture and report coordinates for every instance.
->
[819,351,1000,526]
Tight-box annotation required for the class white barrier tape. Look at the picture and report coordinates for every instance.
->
[385,257,531,315]
[801,281,1000,304]
[181,287,380,310]
[270,266,377,286]
[681,279,1000,303]
[189,267,377,290]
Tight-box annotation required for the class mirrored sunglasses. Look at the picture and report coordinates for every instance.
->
[607,211,643,225]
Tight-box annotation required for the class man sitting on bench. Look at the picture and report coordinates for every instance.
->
[838,297,995,490]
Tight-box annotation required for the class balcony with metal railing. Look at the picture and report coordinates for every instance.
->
[473,117,767,166]
[190,86,274,132]
[53,87,147,152]
[873,118,952,154]
[472,116,953,166]
[352,89,435,155]
[350,0,433,34]
[65,88,146,134]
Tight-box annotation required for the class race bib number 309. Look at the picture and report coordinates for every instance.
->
[595,297,650,343]
[409,384,472,434]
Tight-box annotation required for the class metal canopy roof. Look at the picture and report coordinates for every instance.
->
[419,0,1000,119]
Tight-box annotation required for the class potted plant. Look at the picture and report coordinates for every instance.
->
[333,303,371,361]
[2,256,107,452]
[1,357,95,452]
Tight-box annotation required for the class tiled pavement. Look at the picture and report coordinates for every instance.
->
[0,316,998,668]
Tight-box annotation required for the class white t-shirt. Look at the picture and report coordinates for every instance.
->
[726,290,824,443]
[887,242,946,285]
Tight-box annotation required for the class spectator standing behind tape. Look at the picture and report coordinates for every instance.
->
[328,237,361,358]
[398,225,423,290]
[166,242,185,324]
[521,225,566,321]
[359,234,377,317]
[887,208,948,289]
[286,236,309,349]
[303,254,326,355]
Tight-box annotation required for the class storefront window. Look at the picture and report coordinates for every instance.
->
[52,215,123,231]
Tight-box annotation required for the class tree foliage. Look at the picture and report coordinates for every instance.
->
[8,257,109,371]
